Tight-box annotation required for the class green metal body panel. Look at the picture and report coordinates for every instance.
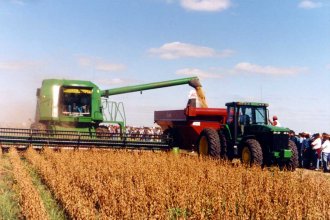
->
[282,149,293,159]
[273,149,292,160]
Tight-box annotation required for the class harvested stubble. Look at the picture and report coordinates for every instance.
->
[25,148,330,219]
[8,148,48,220]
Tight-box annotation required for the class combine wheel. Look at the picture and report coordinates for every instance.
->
[285,140,299,171]
[241,139,263,166]
[197,128,220,158]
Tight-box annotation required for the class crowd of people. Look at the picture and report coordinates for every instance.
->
[289,131,330,173]
[106,124,163,141]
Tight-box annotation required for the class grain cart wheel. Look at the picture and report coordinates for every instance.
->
[241,139,263,166]
[285,140,299,171]
[197,128,220,158]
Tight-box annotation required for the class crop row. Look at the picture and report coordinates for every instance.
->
[8,148,48,220]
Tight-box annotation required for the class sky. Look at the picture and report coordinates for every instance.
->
[0,0,329,133]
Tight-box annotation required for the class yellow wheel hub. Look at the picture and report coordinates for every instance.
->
[199,136,208,155]
[242,146,251,164]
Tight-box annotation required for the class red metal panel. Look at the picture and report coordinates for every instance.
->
[185,107,227,117]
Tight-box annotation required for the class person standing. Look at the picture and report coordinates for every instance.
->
[321,133,330,173]
[269,115,281,127]
[302,132,312,169]
[311,133,322,170]
[187,89,200,107]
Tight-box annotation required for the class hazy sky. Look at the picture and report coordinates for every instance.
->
[0,0,329,133]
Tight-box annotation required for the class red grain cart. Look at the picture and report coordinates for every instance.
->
[154,106,227,153]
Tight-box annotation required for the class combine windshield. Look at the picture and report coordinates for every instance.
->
[60,87,92,116]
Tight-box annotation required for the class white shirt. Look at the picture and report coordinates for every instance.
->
[311,137,322,150]
[321,140,330,153]
[273,120,281,127]
[188,89,201,107]
[188,90,197,99]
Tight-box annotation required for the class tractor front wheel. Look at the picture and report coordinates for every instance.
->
[241,139,263,166]
[285,140,299,171]
[197,128,221,158]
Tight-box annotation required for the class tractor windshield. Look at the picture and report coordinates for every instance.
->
[60,87,92,117]
[237,105,267,125]
[254,107,267,124]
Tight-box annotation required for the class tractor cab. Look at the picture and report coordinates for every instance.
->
[225,102,269,143]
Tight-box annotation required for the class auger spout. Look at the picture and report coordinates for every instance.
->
[101,77,201,97]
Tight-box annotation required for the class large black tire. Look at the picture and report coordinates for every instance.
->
[285,140,299,171]
[240,139,263,166]
[197,128,221,158]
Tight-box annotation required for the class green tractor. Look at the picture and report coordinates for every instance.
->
[198,102,299,170]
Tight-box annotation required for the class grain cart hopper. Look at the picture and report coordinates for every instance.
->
[155,102,299,170]
[0,77,201,150]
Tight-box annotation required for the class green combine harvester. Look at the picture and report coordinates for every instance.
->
[0,77,201,149]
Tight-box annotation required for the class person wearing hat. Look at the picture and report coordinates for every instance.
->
[269,115,281,127]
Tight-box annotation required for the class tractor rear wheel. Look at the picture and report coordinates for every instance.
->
[241,139,263,166]
[197,128,221,158]
[285,140,299,171]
